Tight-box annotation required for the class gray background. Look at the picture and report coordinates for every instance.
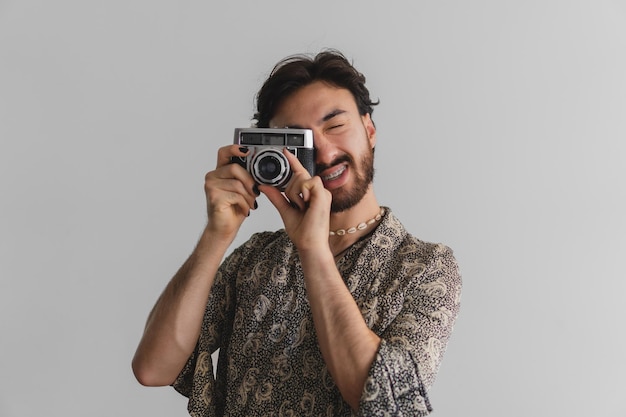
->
[1,1,625,416]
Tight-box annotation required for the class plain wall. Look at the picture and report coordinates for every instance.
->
[1,1,625,416]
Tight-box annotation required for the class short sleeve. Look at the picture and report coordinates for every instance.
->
[170,238,251,415]
[358,243,462,416]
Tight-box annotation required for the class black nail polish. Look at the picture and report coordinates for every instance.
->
[239,146,249,153]
[254,200,258,210]
[253,184,260,196]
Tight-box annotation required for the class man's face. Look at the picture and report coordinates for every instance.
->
[269,81,377,213]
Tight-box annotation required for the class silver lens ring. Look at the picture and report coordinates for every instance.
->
[251,148,290,187]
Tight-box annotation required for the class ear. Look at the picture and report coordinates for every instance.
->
[362,113,377,148]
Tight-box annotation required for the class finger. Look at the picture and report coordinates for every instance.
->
[207,188,256,219]
[300,176,328,205]
[283,172,325,210]
[283,149,312,178]
[209,157,259,199]
[217,144,250,168]
[300,179,313,203]
[214,191,254,217]
[282,175,307,210]
[205,172,256,216]
[205,173,258,211]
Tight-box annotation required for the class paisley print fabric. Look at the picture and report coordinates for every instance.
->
[172,207,462,416]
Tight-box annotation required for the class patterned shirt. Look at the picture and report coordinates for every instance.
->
[172,207,462,416]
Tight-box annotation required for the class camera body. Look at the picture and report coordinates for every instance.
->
[233,128,315,190]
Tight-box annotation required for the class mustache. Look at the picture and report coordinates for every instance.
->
[316,154,352,173]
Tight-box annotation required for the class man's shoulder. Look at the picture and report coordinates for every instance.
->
[382,208,456,264]
[236,229,291,254]
[246,229,287,243]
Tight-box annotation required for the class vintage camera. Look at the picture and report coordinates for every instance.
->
[233,128,315,190]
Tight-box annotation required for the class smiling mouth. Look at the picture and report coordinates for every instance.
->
[321,165,346,182]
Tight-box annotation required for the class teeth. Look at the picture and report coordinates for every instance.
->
[323,166,346,181]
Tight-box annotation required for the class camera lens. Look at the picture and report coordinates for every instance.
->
[252,149,289,187]
[258,155,282,180]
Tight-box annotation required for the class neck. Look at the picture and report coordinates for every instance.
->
[329,191,380,227]
[328,194,381,257]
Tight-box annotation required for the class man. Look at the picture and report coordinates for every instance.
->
[132,50,462,416]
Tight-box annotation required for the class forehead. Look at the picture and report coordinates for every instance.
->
[270,81,357,127]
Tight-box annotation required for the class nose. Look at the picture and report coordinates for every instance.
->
[313,132,338,166]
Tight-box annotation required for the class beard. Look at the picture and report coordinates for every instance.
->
[319,147,375,213]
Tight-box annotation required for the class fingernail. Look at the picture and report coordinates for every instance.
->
[239,146,249,153]
[254,200,258,210]
[253,184,260,196]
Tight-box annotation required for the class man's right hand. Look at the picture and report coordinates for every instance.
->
[203,145,259,237]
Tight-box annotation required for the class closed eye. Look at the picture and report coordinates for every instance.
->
[325,124,347,135]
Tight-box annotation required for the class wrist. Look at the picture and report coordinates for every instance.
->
[196,223,237,256]
[298,245,335,270]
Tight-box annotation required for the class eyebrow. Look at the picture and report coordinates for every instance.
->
[284,109,347,129]
[320,109,346,123]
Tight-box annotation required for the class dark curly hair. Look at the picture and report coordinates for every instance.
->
[253,49,379,127]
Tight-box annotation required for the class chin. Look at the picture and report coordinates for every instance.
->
[330,188,367,213]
